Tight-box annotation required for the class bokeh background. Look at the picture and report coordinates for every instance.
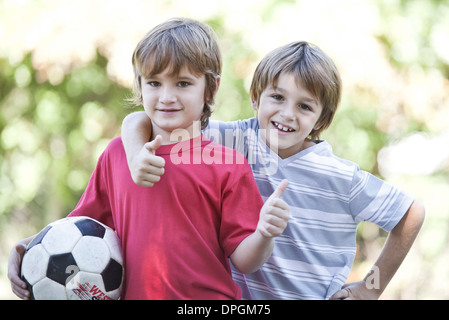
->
[1,0,448,299]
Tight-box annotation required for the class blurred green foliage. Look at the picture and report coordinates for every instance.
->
[0,52,131,231]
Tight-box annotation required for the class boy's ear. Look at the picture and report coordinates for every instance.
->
[207,75,221,101]
[216,75,221,88]
[251,99,258,111]
[313,118,326,134]
[213,75,221,97]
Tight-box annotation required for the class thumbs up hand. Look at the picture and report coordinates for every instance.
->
[257,179,290,238]
[129,135,166,187]
[144,134,164,155]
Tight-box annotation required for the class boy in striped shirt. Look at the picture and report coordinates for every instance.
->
[121,41,425,299]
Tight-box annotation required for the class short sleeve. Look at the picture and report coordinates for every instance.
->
[218,161,263,257]
[205,118,259,158]
[68,150,114,229]
[350,168,414,231]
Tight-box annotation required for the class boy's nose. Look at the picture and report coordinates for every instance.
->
[280,104,296,120]
[159,88,177,104]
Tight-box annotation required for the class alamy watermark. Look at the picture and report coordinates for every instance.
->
[166,121,280,175]
[365,265,380,290]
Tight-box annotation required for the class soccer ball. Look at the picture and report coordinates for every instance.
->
[21,216,123,300]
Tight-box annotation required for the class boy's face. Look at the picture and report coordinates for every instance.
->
[141,66,207,143]
[254,72,323,159]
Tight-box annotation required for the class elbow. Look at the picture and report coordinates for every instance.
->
[229,252,267,275]
[400,200,426,235]
[391,200,425,240]
[413,200,426,229]
[232,263,261,275]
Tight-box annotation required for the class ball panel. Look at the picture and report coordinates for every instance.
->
[103,229,123,264]
[105,287,121,300]
[33,278,67,300]
[21,244,50,285]
[75,218,106,238]
[27,225,52,251]
[42,221,82,255]
[47,253,77,286]
[72,236,110,273]
[101,259,123,292]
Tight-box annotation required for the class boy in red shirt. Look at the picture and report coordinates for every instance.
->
[9,18,289,299]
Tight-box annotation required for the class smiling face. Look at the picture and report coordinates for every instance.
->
[131,18,222,135]
[255,72,323,159]
[141,66,208,144]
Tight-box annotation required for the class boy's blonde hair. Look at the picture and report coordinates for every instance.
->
[250,41,341,140]
[131,18,222,129]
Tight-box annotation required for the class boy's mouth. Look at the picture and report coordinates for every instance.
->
[272,121,295,132]
[157,108,181,113]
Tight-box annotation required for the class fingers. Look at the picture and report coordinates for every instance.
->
[136,170,164,187]
[258,180,290,238]
[269,197,289,211]
[138,155,165,172]
[143,155,165,169]
[133,165,165,187]
[11,282,31,300]
[130,136,166,187]
[259,203,290,237]
[8,243,31,300]
[261,210,288,232]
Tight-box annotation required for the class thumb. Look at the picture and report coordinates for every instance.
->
[270,179,288,199]
[145,135,163,154]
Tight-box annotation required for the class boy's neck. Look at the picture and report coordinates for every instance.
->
[152,121,202,145]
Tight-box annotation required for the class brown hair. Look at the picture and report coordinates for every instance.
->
[250,41,341,140]
[131,18,222,129]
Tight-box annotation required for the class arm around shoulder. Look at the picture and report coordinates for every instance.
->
[121,111,152,167]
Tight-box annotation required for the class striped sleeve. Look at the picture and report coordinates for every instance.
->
[350,168,414,231]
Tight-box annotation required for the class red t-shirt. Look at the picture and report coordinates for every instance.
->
[69,135,263,299]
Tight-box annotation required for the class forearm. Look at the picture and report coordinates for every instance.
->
[121,111,152,165]
[230,231,274,274]
[364,200,425,296]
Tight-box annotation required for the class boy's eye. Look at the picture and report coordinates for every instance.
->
[299,104,312,111]
[271,94,284,101]
[147,81,160,87]
[177,81,191,87]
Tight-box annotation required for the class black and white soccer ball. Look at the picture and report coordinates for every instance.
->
[21,216,123,300]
